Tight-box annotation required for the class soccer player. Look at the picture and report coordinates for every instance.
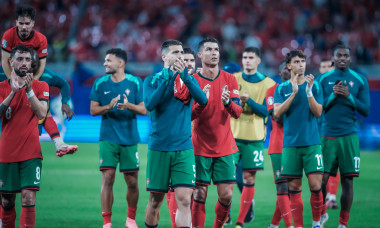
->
[143,40,207,228]
[1,5,77,155]
[183,47,196,75]
[0,45,49,228]
[318,45,370,228]
[89,48,146,228]
[230,46,276,228]
[318,58,340,210]
[274,50,324,228]
[191,37,242,228]
[267,66,294,228]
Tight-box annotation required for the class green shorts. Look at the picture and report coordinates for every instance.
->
[270,154,287,183]
[195,154,236,185]
[0,158,42,193]
[99,141,139,173]
[146,149,195,193]
[322,134,360,177]
[233,141,264,171]
[281,145,324,178]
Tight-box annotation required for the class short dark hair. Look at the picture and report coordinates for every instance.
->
[333,44,350,56]
[243,47,261,58]
[198,37,218,52]
[106,48,128,63]
[16,5,36,21]
[285,50,306,64]
[321,58,332,62]
[31,49,40,74]
[10,44,32,59]
[161,40,182,54]
[183,47,195,58]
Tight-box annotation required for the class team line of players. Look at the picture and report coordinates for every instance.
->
[0,5,370,228]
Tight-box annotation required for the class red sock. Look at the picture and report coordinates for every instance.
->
[339,210,350,226]
[0,205,2,220]
[20,206,35,228]
[213,200,230,228]
[271,200,281,226]
[2,206,16,228]
[191,199,206,228]
[328,173,340,196]
[127,206,137,220]
[167,191,177,228]
[278,194,293,227]
[236,185,255,224]
[44,116,60,140]
[101,211,112,225]
[310,190,323,221]
[322,203,327,215]
[289,191,303,227]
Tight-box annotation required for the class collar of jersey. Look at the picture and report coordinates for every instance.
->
[198,70,220,81]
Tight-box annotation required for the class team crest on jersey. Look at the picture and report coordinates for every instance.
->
[42,49,47,54]
[2,40,7,48]
[0,179,3,188]
[268,96,274,105]
[44,92,49,96]
[125,89,130,96]
[233,89,239,95]
[349,81,354,87]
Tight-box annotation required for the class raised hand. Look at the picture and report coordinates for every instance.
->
[305,74,314,97]
[240,91,249,103]
[24,73,34,92]
[203,84,211,100]
[291,74,299,95]
[333,80,350,98]
[109,94,120,110]
[172,58,186,73]
[117,94,129,110]
[221,85,231,105]
[62,103,75,120]
[10,74,20,93]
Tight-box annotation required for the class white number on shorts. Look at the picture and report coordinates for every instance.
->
[315,154,323,166]
[354,157,360,169]
[5,107,11,120]
[36,166,41,180]
[253,150,264,163]
[135,152,139,164]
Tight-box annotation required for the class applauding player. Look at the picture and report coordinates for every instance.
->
[191,37,242,228]
[274,50,324,228]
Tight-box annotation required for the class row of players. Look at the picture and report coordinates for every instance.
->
[0,5,370,228]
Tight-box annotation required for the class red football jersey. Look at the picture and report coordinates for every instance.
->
[266,84,283,154]
[192,70,242,157]
[1,26,48,58]
[0,79,49,162]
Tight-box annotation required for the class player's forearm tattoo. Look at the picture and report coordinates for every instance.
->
[0,103,9,116]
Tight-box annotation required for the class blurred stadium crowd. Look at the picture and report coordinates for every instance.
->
[1,0,379,68]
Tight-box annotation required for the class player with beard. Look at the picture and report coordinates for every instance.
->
[191,37,242,228]
[318,45,370,228]
[274,50,324,228]
[89,48,146,228]
[0,45,49,228]
[1,5,78,156]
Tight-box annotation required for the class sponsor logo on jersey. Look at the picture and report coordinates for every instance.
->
[42,49,47,54]
[43,92,49,96]
[2,40,7,48]
[0,179,3,188]
[268,96,274,105]
[125,89,130,96]
[233,89,239,95]
[349,81,354,87]
[285,93,292,97]
[104,91,111,94]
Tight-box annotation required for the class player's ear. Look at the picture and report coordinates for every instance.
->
[257,58,261,64]
[161,53,166,63]
[197,52,202,59]
[286,63,291,71]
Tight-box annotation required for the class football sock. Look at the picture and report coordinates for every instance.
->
[2,206,16,228]
[167,191,177,228]
[101,211,112,225]
[278,194,293,227]
[213,200,230,228]
[236,184,255,224]
[270,200,281,226]
[329,173,340,197]
[289,190,303,227]
[339,210,350,226]
[145,222,158,228]
[322,203,327,215]
[310,189,323,222]
[127,206,137,220]
[191,199,206,228]
[20,205,35,228]
[44,116,60,140]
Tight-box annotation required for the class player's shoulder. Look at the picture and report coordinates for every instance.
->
[33,79,49,90]
[33,29,48,41]
[348,68,367,85]
[267,83,278,94]
[276,80,290,93]
[233,71,243,79]
[318,69,336,83]
[1,27,17,50]
[125,73,142,84]
[93,75,111,89]
[2,27,16,38]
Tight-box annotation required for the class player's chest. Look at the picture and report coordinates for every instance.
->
[322,76,360,96]
[100,83,135,103]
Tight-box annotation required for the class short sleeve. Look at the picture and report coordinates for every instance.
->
[36,81,50,102]
[229,73,240,99]
[89,79,100,103]
[37,34,48,58]
[1,30,12,52]
[274,85,284,104]
[266,85,276,112]
[135,77,144,104]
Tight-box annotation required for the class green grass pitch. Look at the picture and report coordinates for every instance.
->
[10,142,380,227]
